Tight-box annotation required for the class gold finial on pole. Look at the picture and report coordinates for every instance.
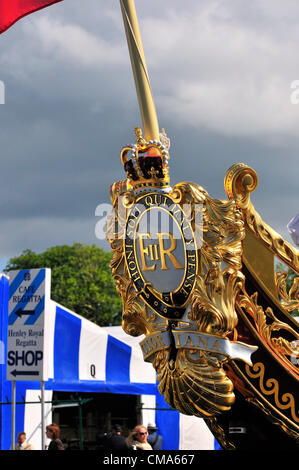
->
[120,0,160,141]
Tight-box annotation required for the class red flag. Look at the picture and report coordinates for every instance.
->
[0,0,63,34]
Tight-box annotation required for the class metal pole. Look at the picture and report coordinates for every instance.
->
[11,380,16,450]
[120,0,160,141]
[41,381,45,450]
[78,400,84,451]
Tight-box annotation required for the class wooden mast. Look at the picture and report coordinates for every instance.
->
[120,0,160,141]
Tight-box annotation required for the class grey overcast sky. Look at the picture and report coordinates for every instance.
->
[0,0,298,271]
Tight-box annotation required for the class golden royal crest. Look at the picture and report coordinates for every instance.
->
[107,128,258,421]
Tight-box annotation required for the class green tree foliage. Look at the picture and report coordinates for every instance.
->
[5,244,122,326]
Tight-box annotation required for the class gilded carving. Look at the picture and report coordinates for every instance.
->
[224,163,299,274]
[245,362,299,423]
[107,141,257,418]
[275,271,299,312]
[238,290,299,375]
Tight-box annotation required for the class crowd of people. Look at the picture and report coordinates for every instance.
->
[15,424,65,451]
[14,422,163,451]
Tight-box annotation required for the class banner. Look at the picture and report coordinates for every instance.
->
[140,329,258,366]
[0,0,63,34]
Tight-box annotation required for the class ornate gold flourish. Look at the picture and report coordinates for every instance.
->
[245,362,299,423]
[155,347,235,418]
[172,182,244,271]
[114,274,148,337]
[190,269,244,336]
[275,271,299,312]
[238,291,299,372]
[224,163,299,274]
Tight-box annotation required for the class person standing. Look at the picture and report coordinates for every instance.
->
[126,425,152,450]
[147,423,163,450]
[46,423,65,450]
[15,431,34,450]
[97,424,129,451]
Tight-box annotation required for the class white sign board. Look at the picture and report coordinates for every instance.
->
[7,268,51,381]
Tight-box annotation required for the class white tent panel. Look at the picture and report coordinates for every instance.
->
[44,300,56,380]
[140,394,156,427]
[23,389,53,450]
[79,317,108,381]
[179,414,215,450]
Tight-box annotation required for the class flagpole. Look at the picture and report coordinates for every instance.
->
[120,0,160,141]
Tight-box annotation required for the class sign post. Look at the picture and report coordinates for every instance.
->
[41,380,45,450]
[7,268,51,449]
[11,380,16,450]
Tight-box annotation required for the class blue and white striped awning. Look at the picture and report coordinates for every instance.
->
[46,301,157,395]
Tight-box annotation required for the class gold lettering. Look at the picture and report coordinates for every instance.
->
[138,232,184,272]
[174,333,181,347]
[184,335,195,348]
[145,196,154,206]
[186,272,195,281]
[142,334,166,357]
[131,209,140,219]
[131,270,141,281]
[183,281,192,290]
[141,341,150,356]
[153,244,159,260]
[138,234,156,271]
[188,263,196,270]
[158,233,184,271]
[173,207,181,215]
[126,249,134,260]
[148,244,155,261]
[126,229,134,238]
[128,219,137,229]
[181,287,190,297]
[198,335,209,349]
[149,337,158,350]
[128,260,137,270]
[211,339,221,353]
[155,335,165,348]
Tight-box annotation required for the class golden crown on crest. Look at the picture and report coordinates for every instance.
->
[120,127,171,191]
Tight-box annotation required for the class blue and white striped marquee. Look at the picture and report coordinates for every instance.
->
[0,272,218,450]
